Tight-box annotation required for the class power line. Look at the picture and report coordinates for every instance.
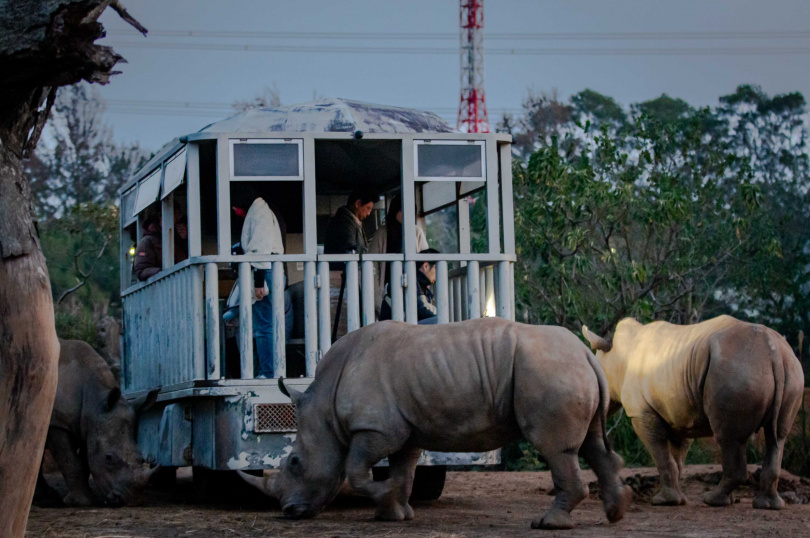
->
[103,40,810,56]
[105,28,810,41]
[102,99,522,120]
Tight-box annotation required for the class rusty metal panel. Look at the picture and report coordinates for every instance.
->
[122,265,205,394]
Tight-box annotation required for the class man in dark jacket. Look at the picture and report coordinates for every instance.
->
[323,188,376,257]
[379,248,439,323]
[133,213,162,281]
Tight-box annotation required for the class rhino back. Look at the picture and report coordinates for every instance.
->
[326,319,596,451]
[53,339,118,432]
[617,316,760,430]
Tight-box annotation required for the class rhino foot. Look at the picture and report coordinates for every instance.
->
[374,502,414,521]
[604,484,633,523]
[531,508,575,530]
[701,488,733,507]
[652,486,686,506]
[753,493,785,510]
[62,491,94,507]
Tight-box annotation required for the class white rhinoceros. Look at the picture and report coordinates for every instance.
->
[36,339,157,507]
[583,315,804,509]
[241,318,632,530]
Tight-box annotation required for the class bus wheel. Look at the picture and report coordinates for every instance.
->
[192,467,267,505]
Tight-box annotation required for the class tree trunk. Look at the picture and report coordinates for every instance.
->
[0,2,144,535]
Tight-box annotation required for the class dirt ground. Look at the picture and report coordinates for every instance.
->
[26,464,810,537]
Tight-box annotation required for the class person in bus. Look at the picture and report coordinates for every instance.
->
[228,189,293,379]
[368,194,429,317]
[378,248,439,324]
[133,210,162,281]
[174,212,188,263]
[323,188,376,258]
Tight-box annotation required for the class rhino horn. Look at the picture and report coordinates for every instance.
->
[582,325,612,352]
[278,377,304,404]
[139,462,162,485]
[238,470,278,499]
[130,388,160,414]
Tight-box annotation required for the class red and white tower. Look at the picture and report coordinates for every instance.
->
[457,0,489,133]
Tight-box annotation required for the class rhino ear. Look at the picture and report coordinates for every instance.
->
[278,377,304,406]
[104,387,122,411]
[582,325,612,352]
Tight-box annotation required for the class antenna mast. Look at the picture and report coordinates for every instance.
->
[457,0,489,133]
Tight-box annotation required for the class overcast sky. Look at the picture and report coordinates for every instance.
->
[97,0,810,150]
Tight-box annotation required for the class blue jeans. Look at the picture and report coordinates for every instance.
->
[253,273,294,378]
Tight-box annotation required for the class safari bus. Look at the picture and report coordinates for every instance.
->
[118,99,516,499]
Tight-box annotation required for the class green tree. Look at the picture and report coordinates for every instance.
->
[571,89,627,131]
[513,113,765,334]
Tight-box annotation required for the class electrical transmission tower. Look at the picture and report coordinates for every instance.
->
[457,0,489,133]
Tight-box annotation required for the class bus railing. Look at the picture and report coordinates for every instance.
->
[121,253,515,392]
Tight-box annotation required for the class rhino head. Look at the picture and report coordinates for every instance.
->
[84,386,158,506]
[240,378,346,518]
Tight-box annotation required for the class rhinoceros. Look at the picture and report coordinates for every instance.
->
[582,315,804,509]
[36,339,157,506]
[240,318,632,530]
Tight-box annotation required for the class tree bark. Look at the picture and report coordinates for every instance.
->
[0,2,144,535]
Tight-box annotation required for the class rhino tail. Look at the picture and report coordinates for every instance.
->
[585,348,612,451]
[766,331,786,443]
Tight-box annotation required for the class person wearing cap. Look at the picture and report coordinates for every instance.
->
[378,248,439,324]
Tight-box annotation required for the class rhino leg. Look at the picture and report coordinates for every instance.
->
[670,437,692,480]
[47,428,94,507]
[753,430,785,510]
[579,428,632,523]
[345,432,414,521]
[530,451,587,530]
[702,437,748,507]
[631,414,686,506]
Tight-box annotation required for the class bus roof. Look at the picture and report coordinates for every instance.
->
[198,98,457,135]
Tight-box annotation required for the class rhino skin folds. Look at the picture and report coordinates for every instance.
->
[584,315,804,510]
[246,317,632,530]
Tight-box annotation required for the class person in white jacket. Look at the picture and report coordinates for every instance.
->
[227,192,292,378]
[368,194,428,317]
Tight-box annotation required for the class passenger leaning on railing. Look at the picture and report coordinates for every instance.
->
[227,188,293,379]
[133,210,163,281]
[379,248,439,324]
[368,194,429,318]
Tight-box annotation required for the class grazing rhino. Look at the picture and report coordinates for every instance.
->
[240,318,632,530]
[36,339,157,507]
[582,315,804,509]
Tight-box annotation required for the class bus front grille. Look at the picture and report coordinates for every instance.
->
[253,404,297,433]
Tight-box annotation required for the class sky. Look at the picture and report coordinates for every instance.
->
[96,0,810,150]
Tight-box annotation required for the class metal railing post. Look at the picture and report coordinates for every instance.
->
[405,261,418,324]
[498,260,512,320]
[238,261,254,379]
[436,261,449,324]
[317,261,331,357]
[204,263,221,380]
[390,261,404,322]
[304,261,318,375]
[346,260,360,333]
[467,260,481,319]
[361,260,375,326]
[271,261,286,377]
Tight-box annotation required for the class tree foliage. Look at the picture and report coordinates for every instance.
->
[26,83,147,219]
[514,113,764,334]
[507,85,810,352]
